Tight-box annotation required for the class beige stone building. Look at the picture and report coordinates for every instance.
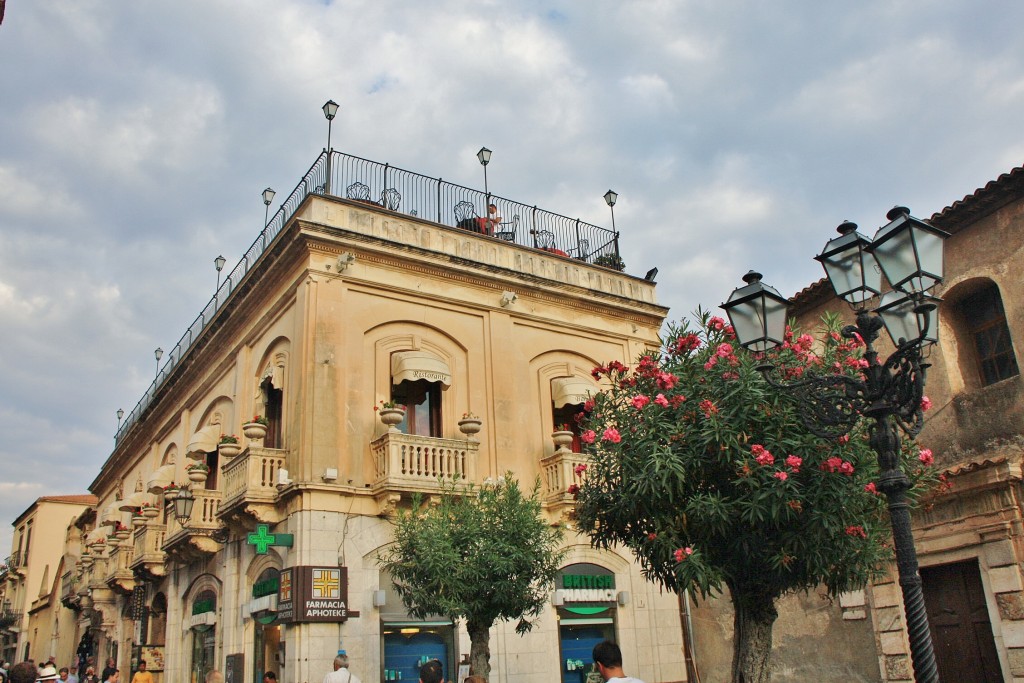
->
[788,165,1024,683]
[1,494,96,665]
[59,150,691,683]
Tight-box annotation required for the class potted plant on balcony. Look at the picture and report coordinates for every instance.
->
[141,502,159,519]
[164,483,180,502]
[375,400,406,431]
[112,522,131,542]
[458,411,483,438]
[187,462,210,484]
[131,508,146,527]
[243,415,269,440]
[593,253,626,271]
[218,433,242,458]
[551,424,575,451]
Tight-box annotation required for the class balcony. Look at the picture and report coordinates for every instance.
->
[130,521,167,578]
[163,489,224,561]
[0,609,22,632]
[60,570,80,610]
[370,431,479,514]
[219,447,287,526]
[4,552,26,578]
[104,538,136,594]
[541,447,589,519]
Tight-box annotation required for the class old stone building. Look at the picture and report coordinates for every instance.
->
[790,165,1024,683]
[56,150,691,683]
[1,495,96,665]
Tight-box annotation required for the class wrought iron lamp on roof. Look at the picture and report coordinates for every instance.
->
[721,206,950,683]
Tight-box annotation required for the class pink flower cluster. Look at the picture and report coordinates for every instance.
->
[673,547,693,562]
[918,448,934,466]
[573,463,587,477]
[581,430,596,444]
[674,333,701,355]
[699,399,718,418]
[921,396,933,411]
[602,428,622,443]
[821,456,855,475]
[845,525,867,539]
[864,482,879,495]
[631,395,650,410]
[751,444,774,466]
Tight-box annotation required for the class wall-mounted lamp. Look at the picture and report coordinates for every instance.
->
[322,468,338,482]
[337,252,356,272]
[500,291,517,308]
[372,590,387,608]
[617,591,630,606]
[551,590,565,606]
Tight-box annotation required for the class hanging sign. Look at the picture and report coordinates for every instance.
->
[277,566,360,623]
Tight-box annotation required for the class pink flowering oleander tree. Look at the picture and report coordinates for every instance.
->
[574,309,944,683]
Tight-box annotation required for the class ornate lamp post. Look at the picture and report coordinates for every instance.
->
[214,254,226,292]
[603,190,621,261]
[173,486,195,524]
[322,100,339,193]
[262,187,276,227]
[722,207,949,683]
[154,347,163,381]
[477,146,492,206]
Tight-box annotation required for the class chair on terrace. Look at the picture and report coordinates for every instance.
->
[346,182,371,201]
[535,230,555,250]
[454,201,480,232]
[494,215,519,242]
[381,188,402,211]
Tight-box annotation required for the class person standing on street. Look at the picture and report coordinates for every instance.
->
[99,660,116,683]
[128,661,152,683]
[323,652,360,683]
[418,660,444,683]
[592,641,645,683]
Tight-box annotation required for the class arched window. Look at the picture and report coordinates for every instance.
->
[390,351,451,437]
[956,282,1019,386]
[551,377,598,452]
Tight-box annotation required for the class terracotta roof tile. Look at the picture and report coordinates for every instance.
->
[36,494,98,505]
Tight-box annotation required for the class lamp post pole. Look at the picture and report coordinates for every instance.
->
[604,189,620,257]
[722,208,948,683]
[154,347,163,381]
[323,100,339,194]
[477,147,492,208]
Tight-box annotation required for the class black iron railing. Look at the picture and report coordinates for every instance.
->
[0,610,22,630]
[4,552,24,570]
[114,151,621,445]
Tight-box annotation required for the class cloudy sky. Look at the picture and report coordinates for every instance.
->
[1,0,1022,550]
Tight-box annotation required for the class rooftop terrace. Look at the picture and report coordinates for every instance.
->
[113,150,624,445]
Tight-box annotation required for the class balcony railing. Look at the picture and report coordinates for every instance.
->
[371,432,479,494]
[104,539,136,592]
[114,150,622,446]
[165,488,222,540]
[130,522,167,576]
[0,609,22,630]
[221,447,286,509]
[541,448,589,506]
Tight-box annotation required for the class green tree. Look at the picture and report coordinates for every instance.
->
[379,475,565,681]
[574,311,941,683]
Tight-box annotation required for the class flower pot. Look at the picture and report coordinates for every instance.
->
[164,488,180,502]
[113,530,130,542]
[242,422,268,440]
[379,408,406,431]
[131,515,146,527]
[219,442,242,458]
[458,418,483,437]
[552,430,575,451]
[142,507,159,519]
[188,469,208,483]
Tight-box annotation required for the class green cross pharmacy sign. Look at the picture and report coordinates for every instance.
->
[247,524,294,554]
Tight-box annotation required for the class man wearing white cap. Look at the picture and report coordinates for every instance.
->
[35,664,60,682]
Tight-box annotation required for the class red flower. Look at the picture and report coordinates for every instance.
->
[921,396,933,412]
[845,525,867,539]
[654,393,669,408]
[918,448,934,466]
[699,399,718,418]
[573,464,587,476]
[864,482,879,495]
[602,428,622,443]
[708,316,726,331]
[647,532,657,541]
[773,471,788,481]
[580,430,596,444]
[785,454,802,471]
[673,547,693,562]
[567,484,580,495]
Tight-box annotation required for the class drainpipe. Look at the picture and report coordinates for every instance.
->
[678,589,701,683]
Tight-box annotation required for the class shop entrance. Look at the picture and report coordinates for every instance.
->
[558,622,614,683]
[254,621,281,683]
[191,627,216,683]
[381,624,453,682]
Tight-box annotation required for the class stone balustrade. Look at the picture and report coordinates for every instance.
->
[370,431,479,495]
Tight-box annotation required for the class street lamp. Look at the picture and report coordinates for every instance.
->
[116,408,124,430]
[477,146,492,205]
[603,190,622,265]
[323,100,339,193]
[173,486,195,524]
[262,187,276,227]
[214,254,226,292]
[722,207,949,683]
[154,347,163,380]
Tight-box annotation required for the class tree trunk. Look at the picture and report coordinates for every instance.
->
[467,620,492,681]
[730,589,778,683]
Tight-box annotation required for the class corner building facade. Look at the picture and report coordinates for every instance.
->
[75,154,685,683]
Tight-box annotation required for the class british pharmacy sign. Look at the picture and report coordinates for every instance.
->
[277,566,360,623]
